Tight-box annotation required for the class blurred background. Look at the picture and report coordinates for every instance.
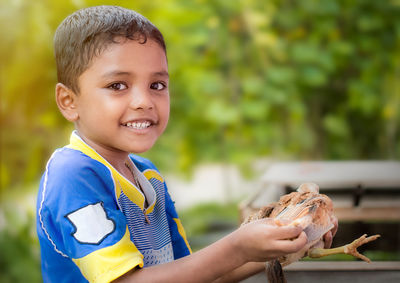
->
[1,0,399,282]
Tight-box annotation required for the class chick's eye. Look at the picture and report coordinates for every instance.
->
[150,82,166,90]
[108,82,128,91]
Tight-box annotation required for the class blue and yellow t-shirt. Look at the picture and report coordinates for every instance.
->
[36,132,191,283]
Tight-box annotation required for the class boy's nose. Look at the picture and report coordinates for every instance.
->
[129,88,154,110]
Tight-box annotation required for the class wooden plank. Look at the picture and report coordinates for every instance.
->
[284,261,400,271]
[260,161,400,188]
[334,207,400,221]
[243,263,400,283]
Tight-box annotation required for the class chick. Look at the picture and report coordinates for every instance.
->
[243,183,380,283]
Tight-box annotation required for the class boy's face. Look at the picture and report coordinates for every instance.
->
[71,38,170,159]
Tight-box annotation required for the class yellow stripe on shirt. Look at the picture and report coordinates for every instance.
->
[72,228,143,283]
[143,169,164,183]
[66,133,145,208]
[173,218,192,254]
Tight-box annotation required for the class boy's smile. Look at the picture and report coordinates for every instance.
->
[66,38,170,166]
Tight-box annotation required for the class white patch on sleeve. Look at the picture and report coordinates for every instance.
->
[66,202,115,244]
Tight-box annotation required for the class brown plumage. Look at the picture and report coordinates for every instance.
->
[242,183,380,283]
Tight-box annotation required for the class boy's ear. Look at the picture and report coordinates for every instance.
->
[55,83,79,122]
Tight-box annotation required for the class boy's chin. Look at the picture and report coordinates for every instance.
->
[128,143,156,154]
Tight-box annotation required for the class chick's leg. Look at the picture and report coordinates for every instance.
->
[307,234,380,263]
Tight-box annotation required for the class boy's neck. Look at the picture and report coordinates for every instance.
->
[76,131,130,173]
[73,131,146,193]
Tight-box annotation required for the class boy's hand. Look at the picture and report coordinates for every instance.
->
[323,215,338,248]
[235,218,307,262]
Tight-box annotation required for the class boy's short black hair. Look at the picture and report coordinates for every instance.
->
[54,5,166,93]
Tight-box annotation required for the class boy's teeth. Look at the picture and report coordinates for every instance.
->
[125,121,151,129]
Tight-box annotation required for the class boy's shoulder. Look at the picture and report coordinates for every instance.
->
[44,145,164,186]
[47,146,108,172]
[47,146,161,175]
[43,147,113,189]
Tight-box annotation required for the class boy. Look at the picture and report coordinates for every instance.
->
[37,5,335,283]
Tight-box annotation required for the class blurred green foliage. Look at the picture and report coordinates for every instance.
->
[0,224,41,283]
[179,202,239,236]
[0,183,40,282]
[0,0,399,281]
[179,202,239,252]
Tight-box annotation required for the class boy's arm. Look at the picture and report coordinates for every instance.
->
[213,215,339,282]
[212,262,265,283]
[115,260,265,283]
[213,218,339,283]
[114,219,307,283]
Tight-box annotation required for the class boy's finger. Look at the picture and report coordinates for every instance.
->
[272,225,303,239]
[331,216,338,237]
[323,231,333,248]
[258,218,276,225]
[277,231,308,253]
[289,231,308,252]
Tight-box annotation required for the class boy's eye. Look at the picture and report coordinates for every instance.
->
[107,82,128,91]
[150,82,166,90]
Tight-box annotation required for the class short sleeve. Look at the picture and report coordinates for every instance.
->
[37,148,142,282]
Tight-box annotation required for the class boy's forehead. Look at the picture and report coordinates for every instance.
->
[86,39,168,77]
[92,40,168,70]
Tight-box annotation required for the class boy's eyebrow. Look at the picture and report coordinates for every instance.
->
[153,71,169,78]
[101,71,131,78]
[101,70,169,79]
